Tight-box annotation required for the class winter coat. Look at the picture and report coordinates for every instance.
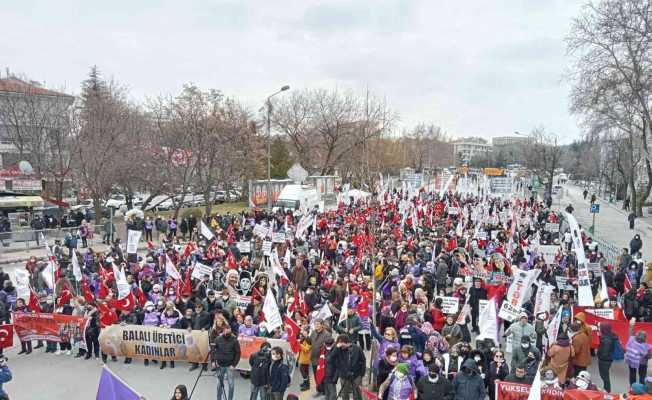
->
[269,359,290,393]
[487,361,509,395]
[626,336,652,368]
[377,358,395,389]
[547,341,573,384]
[416,374,453,400]
[597,333,617,362]
[0,365,11,398]
[212,333,241,367]
[571,331,592,368]
[309,329,332,365]
[452,359,486,400]
[505,322,536,347]
[249,350,271,386]
[143,310,160,326]
[380,371,416,400]
[511,344,540,371]
[442,323,463,347]
[468,287,487,315]
[331,344,366,380]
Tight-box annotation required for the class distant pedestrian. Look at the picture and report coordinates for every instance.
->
[591,194,597,204]
[624,197,631,211]
[629,212,637,230]
[583,189,588,200]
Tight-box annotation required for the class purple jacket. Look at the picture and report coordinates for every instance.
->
[143,311,160,326]
[625,336,651,368]
[400,354,427,380]
[375,340,400,369]
[160,311,180,328]
[239,325,258,336]
[385,373,414,399]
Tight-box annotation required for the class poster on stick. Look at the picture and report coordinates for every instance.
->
[435,296,459,314]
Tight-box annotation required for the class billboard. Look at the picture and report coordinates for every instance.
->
[248,179,292,208]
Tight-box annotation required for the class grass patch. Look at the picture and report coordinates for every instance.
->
[147,201,248,218]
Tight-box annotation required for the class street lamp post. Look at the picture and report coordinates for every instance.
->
[266,85,290,211]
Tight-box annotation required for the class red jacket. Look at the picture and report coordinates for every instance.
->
[431,307,446,332]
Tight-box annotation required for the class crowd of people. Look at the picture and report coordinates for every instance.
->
[4,178,652,400]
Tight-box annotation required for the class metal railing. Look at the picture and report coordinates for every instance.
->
[0,224,125,252]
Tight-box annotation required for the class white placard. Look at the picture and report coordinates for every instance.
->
[236,241,251,253]
[127,229,141,254]
[545,223,560,233]
[262,241,273,256]
[435,296,459,314]
[586,308,614,320]
[498,301,522,322]
[272,232,286,243]
[447,207,459,215]
[538,245,558,265]
[191,262,214,280]
[479,299,489,316]
[233,294,252,311]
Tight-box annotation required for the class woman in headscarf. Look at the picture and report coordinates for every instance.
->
[546,332,574,385]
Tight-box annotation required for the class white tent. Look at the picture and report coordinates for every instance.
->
[345,189,371,204]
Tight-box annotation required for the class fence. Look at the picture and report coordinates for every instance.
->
[0,224,125,253]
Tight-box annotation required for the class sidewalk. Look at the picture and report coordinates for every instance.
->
[554,184,652,261]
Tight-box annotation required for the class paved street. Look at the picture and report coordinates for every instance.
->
[554,183,652,261]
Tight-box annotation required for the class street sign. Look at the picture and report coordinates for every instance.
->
[590,204,600,213]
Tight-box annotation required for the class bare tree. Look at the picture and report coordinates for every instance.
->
[567,0,652,215]
[525,127,563,194]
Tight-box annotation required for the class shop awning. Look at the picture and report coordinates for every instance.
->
[0,195,44,208]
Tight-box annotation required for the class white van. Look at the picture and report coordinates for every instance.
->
[274,184,322,214]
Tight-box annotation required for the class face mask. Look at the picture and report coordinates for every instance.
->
[474,356,481,362]
[576,379,588,389]
[222,296,229,301]
[521,344,530,349]
[146,306,154,312]
[544,373,554,380]
[428,373,439,381]
[388,356,398,363]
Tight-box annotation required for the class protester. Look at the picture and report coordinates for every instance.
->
[269,346,291,400]
[0,357,11,400]
[546,333,573,385]
[597,321,618,392]
[248,342,271,400]
[570,313,592,376]
[331,334,366,400]
[171,384,188,400]
[626,326,652,386]
[213,325,240,400]
[452,359,485,400]
[416,363,453,400]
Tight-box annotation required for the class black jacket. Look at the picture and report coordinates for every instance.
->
[597,333,617,362]
[269,360,290,393]
[331,344,366,380]
[193,310,212,330]
[212,333,241,367]
[249,350,271,386]
[452,359,486,400]
[416,375,454,400]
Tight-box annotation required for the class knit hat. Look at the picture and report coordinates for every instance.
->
[395,363,409,375]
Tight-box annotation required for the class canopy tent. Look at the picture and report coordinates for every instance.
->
[344,189,371,205]
[0,195,44,209]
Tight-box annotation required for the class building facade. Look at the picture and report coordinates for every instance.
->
[452,137,492,165]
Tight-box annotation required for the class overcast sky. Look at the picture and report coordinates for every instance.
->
[3,0,585,141]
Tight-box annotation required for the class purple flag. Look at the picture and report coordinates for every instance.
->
[96,366,142,400]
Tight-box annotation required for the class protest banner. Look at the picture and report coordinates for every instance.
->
[235,335,294,371]
[435,296,459,314]
[447,207,459,215]
[495,380,614,400]
[538,245,558,265]
[99,324,210,363]
[545,222,560,233]
[13,312,88,344]
[236,241,251,253]
[262,241,273,256]
[272,232,286,243]
[233,294,252,311]
[191,262,214,280]
[479,299,489,316]
[555,276,575,291]
[498,302,522,322]
[585,308,614,320]
[126,230,141,254]
[587,263,602,274]
[533,284,554,318]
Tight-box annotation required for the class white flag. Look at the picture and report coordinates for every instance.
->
[200,221,215,240]
[338,295,350,325]
[71,250,82,282]
[546,307,563,350]
[476,299,498,343]
[527,367,542,400]
[284,249,291,269]
[533,284,554,318]
[311,302,333,333]
[14,269,30,301]
[42,261,55,289]
[126,230,142,254]
[600,272,609,304]
[262,289,282,332]
[165,255,182,280]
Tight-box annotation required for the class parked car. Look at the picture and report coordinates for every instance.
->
[105,194,127,209]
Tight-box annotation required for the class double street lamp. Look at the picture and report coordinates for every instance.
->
[266,85,290,211]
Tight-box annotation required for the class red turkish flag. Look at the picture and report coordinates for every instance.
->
[97,302,118,327]
[0,325,13,349]
[58,289,72,307]
[227,250,237,270]
[28,288,41,313]
[109,292,136,312]
[135,287,147,308]
[97,280,110,299]
[183,241,197,259]
[283,316,300,355]
[315,347,326,386]
[82,280,95,304]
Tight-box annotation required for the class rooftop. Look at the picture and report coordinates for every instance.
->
[0,77,73,98]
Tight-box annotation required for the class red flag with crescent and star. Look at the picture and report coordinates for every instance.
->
[28,288,42,313]
[283,316,300,354]
[0,324,13,349]
[315,347,326,386]
[109,292,136,312]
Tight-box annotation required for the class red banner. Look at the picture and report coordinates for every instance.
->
[12,312,88,343]
[496,381,616,400]
[0,325,13,349]
[573,306,652,348]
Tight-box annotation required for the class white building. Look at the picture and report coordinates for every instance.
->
[452,137,492,165]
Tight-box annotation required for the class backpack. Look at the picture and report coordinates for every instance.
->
[613,338,624,362]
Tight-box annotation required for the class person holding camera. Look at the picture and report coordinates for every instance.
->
[248,342,271,400]
[0,357,11,400]
[213,324,240,400]
[330,334,366,400]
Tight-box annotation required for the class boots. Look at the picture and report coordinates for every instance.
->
[300,378,310,391]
